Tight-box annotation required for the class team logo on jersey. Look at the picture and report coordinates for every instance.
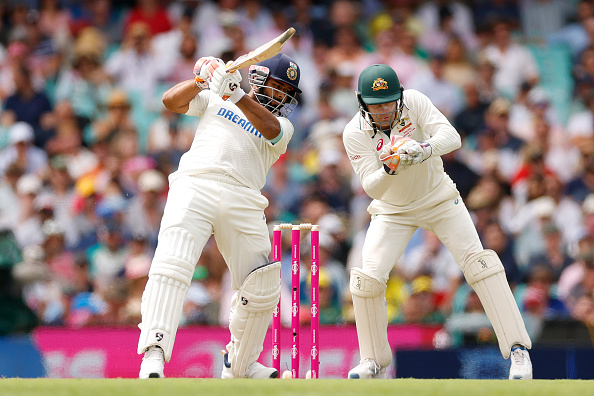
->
[287,62,298,80]
[372,78,388,91]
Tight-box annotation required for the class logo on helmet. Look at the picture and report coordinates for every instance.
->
[372,78,388,91]
[287,62,298,81]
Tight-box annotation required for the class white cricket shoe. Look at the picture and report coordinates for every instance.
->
[139,346,165,379]
[348,359,386,379]
[220,351,278,379]
[509,347,532,380]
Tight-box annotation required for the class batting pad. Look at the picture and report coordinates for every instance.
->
[350,268,392,368]
[137,227,197,362]
[228,261,281,378]
[462,249,531,358]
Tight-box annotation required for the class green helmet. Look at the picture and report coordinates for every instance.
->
[357,64,402,105]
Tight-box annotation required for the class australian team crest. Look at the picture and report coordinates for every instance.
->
[287,62,298,80]
[372,78,388,91]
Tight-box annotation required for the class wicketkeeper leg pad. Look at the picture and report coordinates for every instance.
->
[137,227,197,362]
[462,249,531,358]
[350,268,392,368]
[228,261,281,378]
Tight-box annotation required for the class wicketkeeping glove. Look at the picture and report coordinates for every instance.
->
[379,145,411,175]
[193,56,218,90]
[209,60,246,103]
[391,135,432,165]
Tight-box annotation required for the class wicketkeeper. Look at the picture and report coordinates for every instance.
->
[137,53,301,379]
[342,64,532,379]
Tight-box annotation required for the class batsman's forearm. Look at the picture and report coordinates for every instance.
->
[162,79,201,113]
[235,95,281,140]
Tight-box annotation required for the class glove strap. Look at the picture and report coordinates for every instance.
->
[195,76,209,90]
[420,142,432,162]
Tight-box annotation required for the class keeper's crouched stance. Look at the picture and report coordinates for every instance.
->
[343,64,532,380]
[137,53,301,379]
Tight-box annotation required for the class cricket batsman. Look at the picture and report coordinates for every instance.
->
[137,53,301,379]
[342,64,532,379]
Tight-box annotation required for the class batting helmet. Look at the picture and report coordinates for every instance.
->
[248,53,301,117]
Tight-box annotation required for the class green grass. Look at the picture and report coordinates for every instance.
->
[1,379,594,396]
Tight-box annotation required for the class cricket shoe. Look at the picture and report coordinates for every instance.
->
[139,346,165,379]
[348,359,386,379]
[220,351,279,379]
[509,347,532,380]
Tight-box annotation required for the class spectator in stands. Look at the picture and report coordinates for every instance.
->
[465,98,525,181]
[442,38,478,89]
[121,232,151,324]
[445,285,495,348]
[123,169,166,249]
[124,0,172,37]
[482,220,522,286]
[453,82,489,140]
[525,222,573,282]
[475,55,499,103]
[88,89,136,145]
[481,19,539,99]
[583,194,594,240]
[518,264,569,342]
[0,163,24,229]
[42,219,77,291]
[54,33,111,128]
[391,27,429,88]
[13,174,45,248]
[567,88,594,146]
[3,64,55,148]
[105,21,168,108]
[408,54,463,120]
[566,142,594,203]
[520,0,575,41]
[548,1,594,62]
[392,275,445,325]
[558,235,594,307]
[302,267,343,325]
[0,122,47,177]
[416,0,477,53]
[181,265,216,326]
[87,220,128,290]
[399,230,462,310]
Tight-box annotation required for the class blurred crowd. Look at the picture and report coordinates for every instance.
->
[1,0,594,350]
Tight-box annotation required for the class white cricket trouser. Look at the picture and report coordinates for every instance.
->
[160,175,271,289]
[362,195,483,282]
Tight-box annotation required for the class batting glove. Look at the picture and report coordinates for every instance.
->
[193,56,218,90]
[209,60,245,103]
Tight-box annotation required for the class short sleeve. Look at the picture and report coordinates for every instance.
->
[266,117,294,156]
[185,90,212,117]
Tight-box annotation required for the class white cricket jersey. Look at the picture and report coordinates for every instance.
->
[343,89,462,214]
[170,90,293,190]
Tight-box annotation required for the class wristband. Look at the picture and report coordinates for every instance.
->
[228,87,246,104]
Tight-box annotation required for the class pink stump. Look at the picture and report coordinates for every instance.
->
[291,226,300,378]
[272,226,282,374]
[310,226,319,378]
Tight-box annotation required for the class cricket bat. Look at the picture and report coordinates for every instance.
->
[225,27,296,73]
